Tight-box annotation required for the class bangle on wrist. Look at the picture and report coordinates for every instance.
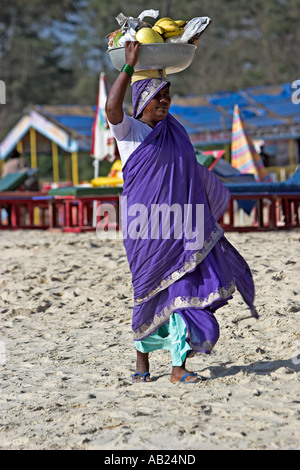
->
[121,64,135,77]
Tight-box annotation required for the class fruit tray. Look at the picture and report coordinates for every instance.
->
[108,43,197,75]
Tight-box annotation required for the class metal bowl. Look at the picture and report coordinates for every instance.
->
[108,43,197,75]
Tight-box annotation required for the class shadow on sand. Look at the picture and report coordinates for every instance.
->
[200,357,300,380]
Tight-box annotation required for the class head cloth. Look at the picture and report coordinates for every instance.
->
[131,70,170,118]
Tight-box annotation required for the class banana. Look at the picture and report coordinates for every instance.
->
[154,17,179,32]
[159,20,179,32]
[152,25,165,35]
[163,29,183,38]
[174,20,186,27]
[155,17,173,26]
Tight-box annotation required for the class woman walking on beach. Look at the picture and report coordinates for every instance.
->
[105,41,257,383]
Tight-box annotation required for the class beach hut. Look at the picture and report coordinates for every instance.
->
[0,105,97,185]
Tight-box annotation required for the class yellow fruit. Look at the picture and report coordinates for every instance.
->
[155,17,173,26]
[163,29,183,38]
[159,20,179,32]
[152,25,164,35]
[174,20,186,27]
[135,27,164,44]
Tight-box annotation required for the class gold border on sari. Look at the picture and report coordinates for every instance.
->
[133,280,236,341]
[134,222,223,306]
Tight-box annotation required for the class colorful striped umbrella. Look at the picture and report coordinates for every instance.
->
[231,104,272,182]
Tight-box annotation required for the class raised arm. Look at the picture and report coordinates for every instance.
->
[105,41,141,125]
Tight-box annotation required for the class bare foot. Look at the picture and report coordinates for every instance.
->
[132,351,151,382]
[170,365,198,383]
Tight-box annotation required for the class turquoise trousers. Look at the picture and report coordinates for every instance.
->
[134,312,191,366]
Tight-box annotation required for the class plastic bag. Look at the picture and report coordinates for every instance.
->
[118,29,136,47]
[115,9,159,30]
[115,10,159,34]
[180,17,211,45]
[138,9,159,22]
[110,9,159,49]
[164,35,183,44]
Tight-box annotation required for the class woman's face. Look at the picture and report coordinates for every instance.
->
[141,85,171,125]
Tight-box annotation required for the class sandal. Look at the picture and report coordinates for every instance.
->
[180,372,198,383]
[132,372,151,383]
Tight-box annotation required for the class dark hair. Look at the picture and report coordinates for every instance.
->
[10,149,21,159]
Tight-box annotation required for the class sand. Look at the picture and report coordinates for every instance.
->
[0,228,299,450]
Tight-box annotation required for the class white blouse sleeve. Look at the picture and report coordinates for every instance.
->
[108,112,132,142]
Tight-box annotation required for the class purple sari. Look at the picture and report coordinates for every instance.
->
[121,108,257,354]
